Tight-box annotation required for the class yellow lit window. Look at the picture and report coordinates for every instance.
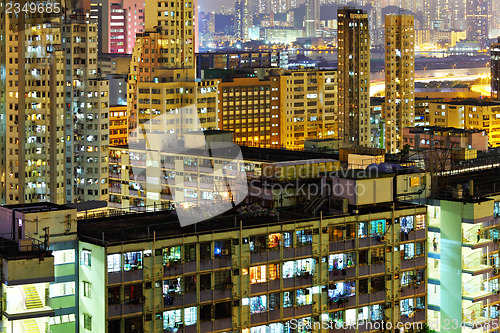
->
[250,265,266,284]
[269,264,279,281]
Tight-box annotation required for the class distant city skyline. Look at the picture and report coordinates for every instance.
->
[199,0,304,13]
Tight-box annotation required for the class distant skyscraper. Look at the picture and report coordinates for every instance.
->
[384,14,415,154]
[492,37,500,101]
[235,0,251,40]
[466,0,491,42]
[337,8,371,147]
[305,0,320,38]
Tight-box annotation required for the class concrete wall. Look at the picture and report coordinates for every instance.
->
[440,200,463,333]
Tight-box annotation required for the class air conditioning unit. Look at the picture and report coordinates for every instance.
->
[380,236,387,242]
[222,249,229,256]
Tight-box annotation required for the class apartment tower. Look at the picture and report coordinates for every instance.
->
[0,11,66,204]
[337,8,371,147]
[492,37,500,101]
[384,14,415,154]
[305,0,320,38]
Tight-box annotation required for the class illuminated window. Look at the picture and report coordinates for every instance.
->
[283,291,294,307]
[250,295,267,314]
[358,222,368,238]
[410,177,420,187]
[295,288,312,306]
[296,229,313,245]
[53,249,75,265]
[124,251,142,271]
[400,298,414,316]
[184,306,197,326]
[268,264,279,281]
[370,219,386,236]
[163,309,181,329]
[268,233,281,249]
[415,214,425,230]
[163,246,181,266]
[107,254,121,273]
[400,215,414,232]
[250,265,266,284]
[163,278,181,295]
[50,282,75,297]
[402,243,415,259]
[329,253,356,271]
[329,226,343,241]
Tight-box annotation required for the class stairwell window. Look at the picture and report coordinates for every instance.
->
[83,314,92,331]
[83,281,91,298]
[80,250,91,267]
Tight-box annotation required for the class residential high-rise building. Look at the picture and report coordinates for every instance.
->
[305,0,320,38]
[491,37,500,101]
[337,8,371,147]
[109,2,127,53]
[63,22,110,203]
[466,0,491,42]
[280,70,337,149]
[384,14,415,153]
[0,12,66,204]
[235,0,251,40]
[91,0,110,54]
[218,76,281,148]
[91,0,145,54]
[127,0,196,139]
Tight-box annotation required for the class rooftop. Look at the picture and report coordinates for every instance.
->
[407,126,486,134]
[436,99,500,107]
[111,143,340,163]
[78,202,425,245]
[2,202,73,214]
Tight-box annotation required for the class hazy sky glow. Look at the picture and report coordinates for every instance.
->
[198,0,234,13]
[199,0,305,14]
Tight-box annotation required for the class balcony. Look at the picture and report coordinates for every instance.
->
[462,257,493,276]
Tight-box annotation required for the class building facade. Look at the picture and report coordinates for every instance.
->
[492,37,500,102]
[403,126,489,151]
[426,100,500,148]
[0,11,66,204]
[63,22,110,203]
[384,15,415,154]
[337,8,371,147]
[279,70,337,149]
